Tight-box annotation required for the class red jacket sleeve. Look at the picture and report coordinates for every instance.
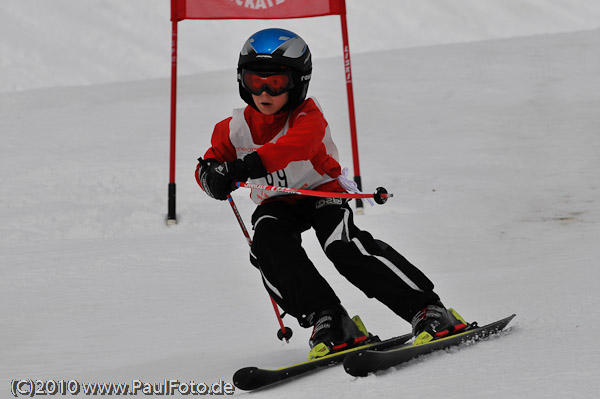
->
[256,99,328,172]
[203,117,237,163]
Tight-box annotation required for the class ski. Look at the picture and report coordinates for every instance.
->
[233,332,412,391]
[343,313,516,377]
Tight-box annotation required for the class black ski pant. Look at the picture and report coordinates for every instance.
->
[250,197,440,327]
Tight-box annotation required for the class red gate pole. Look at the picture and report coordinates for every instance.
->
[339,10,364,213]
[167,20,178,225]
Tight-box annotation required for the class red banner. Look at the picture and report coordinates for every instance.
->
[171,0,346,21]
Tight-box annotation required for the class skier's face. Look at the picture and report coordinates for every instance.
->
[252,91,289,115]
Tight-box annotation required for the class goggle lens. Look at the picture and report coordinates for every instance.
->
[242,70,294,96]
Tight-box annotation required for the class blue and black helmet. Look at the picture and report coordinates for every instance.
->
[237,28,312,111]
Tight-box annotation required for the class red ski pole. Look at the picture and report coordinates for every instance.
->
[234,182,393,204]
[226,195,293,343]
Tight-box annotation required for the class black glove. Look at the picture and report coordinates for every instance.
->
[197,152,267,200]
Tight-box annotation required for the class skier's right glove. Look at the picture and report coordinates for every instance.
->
[196,153,267,200]
[196,158,241,200]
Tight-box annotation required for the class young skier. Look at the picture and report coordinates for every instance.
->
[195,28,466,359]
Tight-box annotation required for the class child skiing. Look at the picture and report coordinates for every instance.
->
[195,28,466,359]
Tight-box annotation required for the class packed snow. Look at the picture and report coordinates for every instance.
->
[4,0,600,92]
[2,1,600,398]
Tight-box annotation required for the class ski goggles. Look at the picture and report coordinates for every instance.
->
[240,69,295,96]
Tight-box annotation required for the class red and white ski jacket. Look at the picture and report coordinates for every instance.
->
[199,97,345,204]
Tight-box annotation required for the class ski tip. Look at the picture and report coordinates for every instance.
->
[233,367,260,391]
[343,352,370,377]
[500,313,517,326]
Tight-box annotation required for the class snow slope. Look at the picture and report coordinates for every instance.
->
[2,2,600,399]
[3,0,600,92]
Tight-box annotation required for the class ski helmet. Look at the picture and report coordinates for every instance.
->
[237,28,312,111]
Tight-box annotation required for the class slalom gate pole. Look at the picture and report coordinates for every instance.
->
[339,9,364,212]
[226,195,292,342]
[167,20,178,225]
[234,182,393,205]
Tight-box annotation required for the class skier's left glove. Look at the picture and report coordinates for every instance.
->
[196,152,267,200]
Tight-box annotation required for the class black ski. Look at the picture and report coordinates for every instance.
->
[343,314,516,377]
[233,333,412,391]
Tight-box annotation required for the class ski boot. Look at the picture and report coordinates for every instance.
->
[411,302,468,346]
[308,305,369,360]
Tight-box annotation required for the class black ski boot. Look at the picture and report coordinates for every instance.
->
[411,302,467,345]
[308,305,368,360]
